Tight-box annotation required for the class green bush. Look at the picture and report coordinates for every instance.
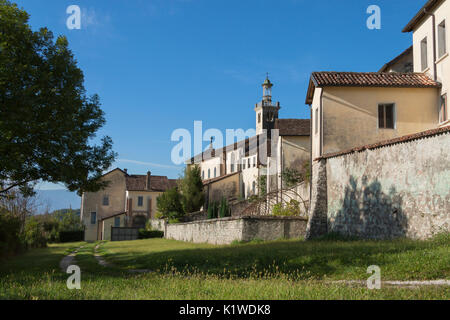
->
[138,229,164,239]
[207,202,218,219]
[0,211,23,258]
[23,217,47,249]
[272,200,301,217]
[219,197,231,218]
[59,230,84,243]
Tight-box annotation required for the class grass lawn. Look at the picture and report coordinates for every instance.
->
[0,235,449,300]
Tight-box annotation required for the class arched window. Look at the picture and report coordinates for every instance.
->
[252,181,256,195]
[202,171,204,180]
[214,167,217,178]
[208,169,211,179]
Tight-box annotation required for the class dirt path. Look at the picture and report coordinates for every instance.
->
[59,245,85,272]
[93,243,152,274]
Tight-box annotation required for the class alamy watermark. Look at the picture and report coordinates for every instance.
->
[66,265,81,290]
[367,5,381,30]
[367,265,381,289]
[66,5,81,30]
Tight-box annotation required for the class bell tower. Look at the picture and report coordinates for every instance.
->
[255,74,281,137]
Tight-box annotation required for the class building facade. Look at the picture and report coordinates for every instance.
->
[80,168,177,241]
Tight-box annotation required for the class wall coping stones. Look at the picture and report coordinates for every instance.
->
[168,215,308,226]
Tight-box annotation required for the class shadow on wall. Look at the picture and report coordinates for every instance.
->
[331,176,408,239]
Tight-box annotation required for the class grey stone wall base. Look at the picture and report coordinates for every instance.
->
[305,159,328,240]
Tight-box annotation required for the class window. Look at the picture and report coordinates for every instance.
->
[202,171,204,179]
[114,217,120,227]
[138,196,144,207]
[258,113,261,124]
[208,169,211,179]
[243,160,246,170]
[315,108,319,134]
[438,20,447,58]
[214,167,217,178]
[253,157,256,167]
[421,37,428,71]
[378,104,395,129]
[90,212,96,225]
[102,195,109,206]
[252,181,256,194]
[440,94,448,123]
[248,159,250,168]
[230,154,235,173]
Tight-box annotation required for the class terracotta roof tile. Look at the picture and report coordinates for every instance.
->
[275,119,310,136]
[126,175,177,191]
[311,72,440,88]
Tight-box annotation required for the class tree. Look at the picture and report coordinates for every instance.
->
[179,165,204,213]
[156,187,184,220]
[0,0,116,197]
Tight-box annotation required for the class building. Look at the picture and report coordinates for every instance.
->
[188,76,310,205]
[80,168,177,241]
[403,0,449,126]
[305,72,441,159]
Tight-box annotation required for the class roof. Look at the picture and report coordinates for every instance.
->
[189,134,271,164]
[317,125,450,160]
[305,72,441,104]
[275,119,310,136]
[202,172,240,185]
[402,0,444,33]
[379,46,413,72]
[125,175,177,192]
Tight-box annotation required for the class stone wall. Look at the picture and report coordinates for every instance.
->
[307,127,450,240]
[165,216,307,245]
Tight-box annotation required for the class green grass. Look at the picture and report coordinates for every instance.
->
[0,235,449,300]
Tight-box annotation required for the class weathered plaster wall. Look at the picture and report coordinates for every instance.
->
[206,173,241,204]
[308,130,450,240]
[165,216,307,245]
[322,87,439,156]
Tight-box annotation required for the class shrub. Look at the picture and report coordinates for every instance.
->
[23,217,47,249]
[219,197,231,218]
[272,200,301,217]
[207,202,218,219]
[0,211,23,258]
[138,229,164,239]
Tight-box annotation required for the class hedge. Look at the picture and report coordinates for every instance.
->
[59,230,85,243]
[138,230,164,239]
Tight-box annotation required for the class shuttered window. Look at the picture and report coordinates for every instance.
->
[378,104,395,129]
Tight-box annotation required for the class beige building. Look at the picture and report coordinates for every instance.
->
[305,72,441,159]
[403,0,450,127]
[188,76,311,206]
[80,168,177,241]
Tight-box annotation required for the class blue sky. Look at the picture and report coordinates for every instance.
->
[14,0,424,191]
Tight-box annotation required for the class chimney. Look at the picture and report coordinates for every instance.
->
[124,168,128,174]
[146,171,151,190]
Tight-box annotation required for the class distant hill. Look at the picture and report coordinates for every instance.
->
[35,189,81,214]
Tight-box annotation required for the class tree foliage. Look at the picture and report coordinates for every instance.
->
[0,0,116,196]
[179,165,204,214]
[156,187,183,220]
